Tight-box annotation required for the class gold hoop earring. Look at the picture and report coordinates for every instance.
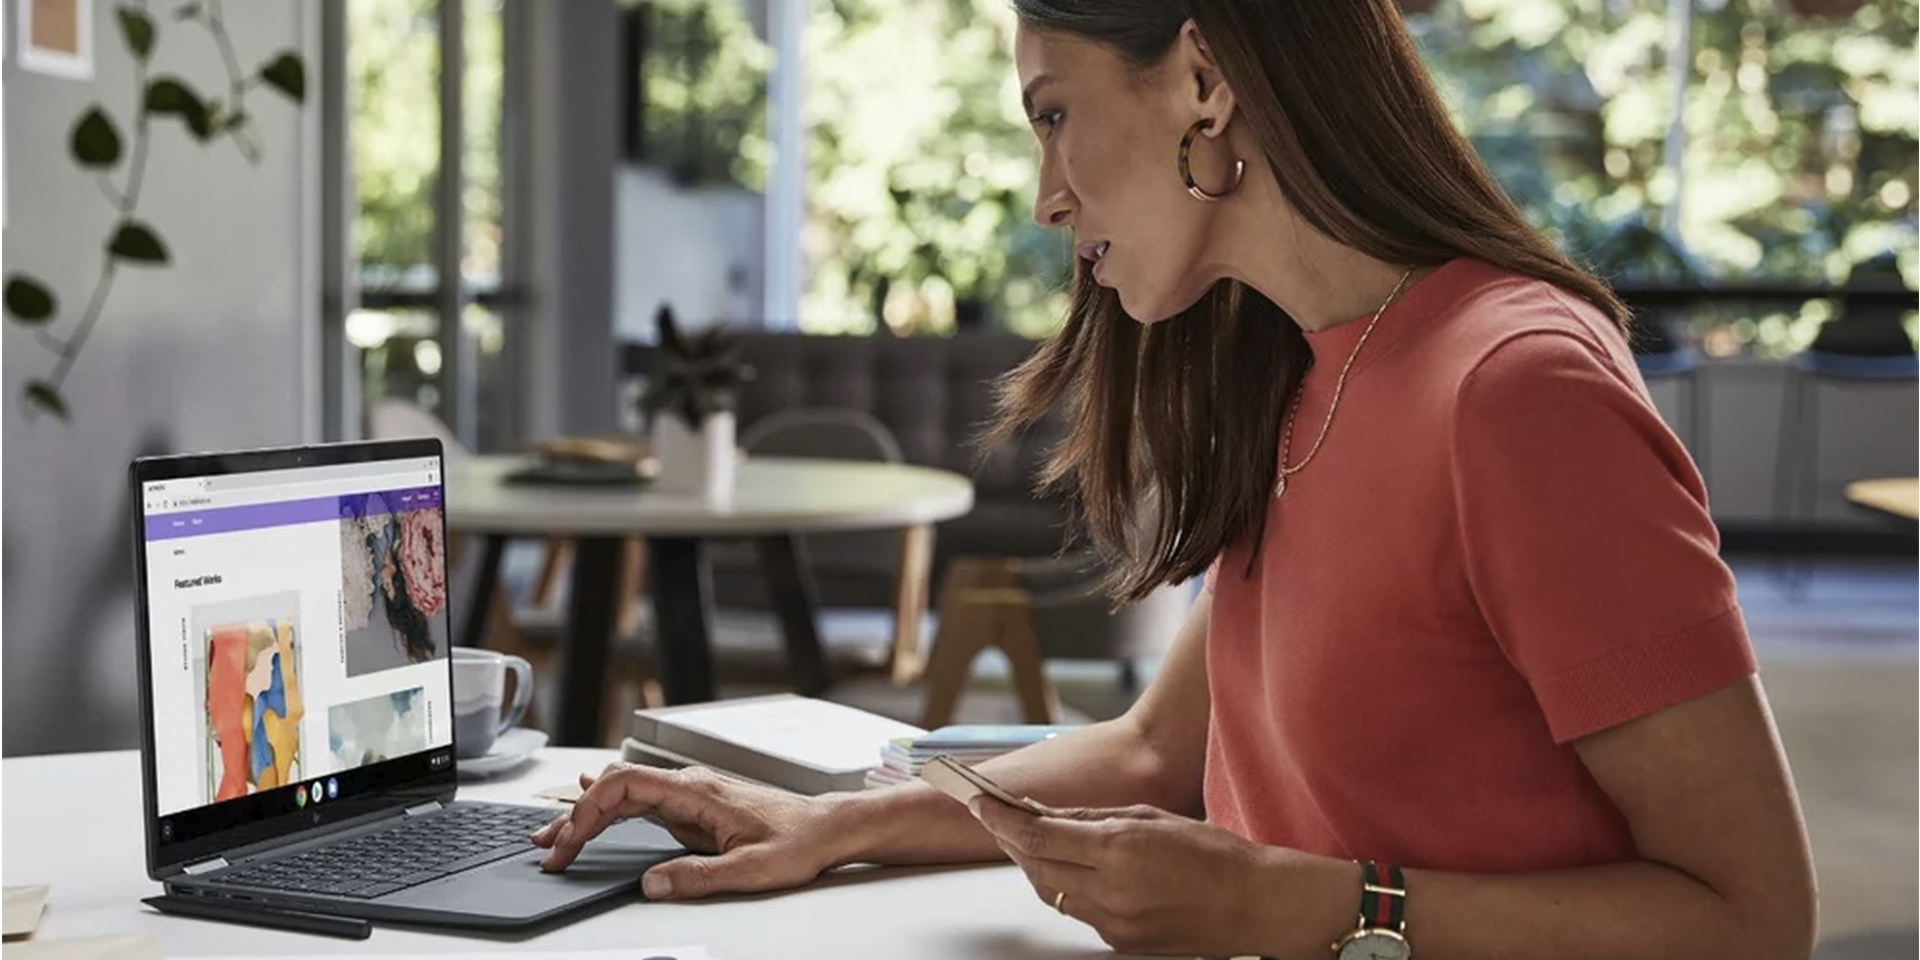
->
[1177,118,1245,202]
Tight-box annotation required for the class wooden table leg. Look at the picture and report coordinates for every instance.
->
[454,534,508,650]
[558,536,624,745]
[647,536,718,705]
[617,537,648,638]
[756,534,831,697]
[890,524,935,686]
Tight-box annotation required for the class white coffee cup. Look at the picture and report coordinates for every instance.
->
[450,648,532,759]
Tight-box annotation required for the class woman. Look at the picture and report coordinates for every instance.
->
[536,3,1818,957]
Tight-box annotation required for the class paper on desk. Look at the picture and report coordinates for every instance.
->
[8,933,163,959]
[2,884,49,939]
[268,949,708,960]
[535,781,584,803]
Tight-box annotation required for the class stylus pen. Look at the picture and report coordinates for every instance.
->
[142,894,372,940]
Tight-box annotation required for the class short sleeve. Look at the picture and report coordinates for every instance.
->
[1451,331,1756,744]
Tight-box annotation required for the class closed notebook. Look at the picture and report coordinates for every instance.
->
[882,724,1079,772]
[629,694,925,795]
[872,723,1082,791]
[619,737,776,788]
[911,724,1077,752]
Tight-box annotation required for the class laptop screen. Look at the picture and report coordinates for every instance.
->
[133,441,458,870]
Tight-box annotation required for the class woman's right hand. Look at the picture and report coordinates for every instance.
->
[531,763,853,901]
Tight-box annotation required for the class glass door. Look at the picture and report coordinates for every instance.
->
[339,0,510,451]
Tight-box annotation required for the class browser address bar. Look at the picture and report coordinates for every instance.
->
[206,457,439,491]
[156,470,438,513]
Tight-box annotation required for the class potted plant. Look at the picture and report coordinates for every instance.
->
[636,305,752,501]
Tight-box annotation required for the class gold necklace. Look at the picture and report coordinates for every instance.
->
[1273,266,1417,500]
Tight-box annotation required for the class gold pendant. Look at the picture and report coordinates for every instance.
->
[1273,472,1287,499]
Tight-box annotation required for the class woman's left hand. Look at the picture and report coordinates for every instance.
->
[970,797,1351,958]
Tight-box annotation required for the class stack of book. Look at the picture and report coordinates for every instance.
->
[865,725,1079,790]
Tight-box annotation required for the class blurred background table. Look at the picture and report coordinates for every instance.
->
[1845,477,1919,522]
[445,455,974,745]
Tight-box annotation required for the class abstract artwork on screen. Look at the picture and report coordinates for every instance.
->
[204,617,304,802]
[340,492,449,677]
[329,687,429,769]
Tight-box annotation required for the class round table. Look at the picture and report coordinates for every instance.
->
[444,455,975,745]
[1845,477,1919,522]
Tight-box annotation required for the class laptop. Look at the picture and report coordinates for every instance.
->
[131,438,686,929]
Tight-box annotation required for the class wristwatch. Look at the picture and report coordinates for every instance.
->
[1330,861,1410,960]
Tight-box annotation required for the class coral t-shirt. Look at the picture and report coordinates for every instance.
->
[1202,258,1756,871]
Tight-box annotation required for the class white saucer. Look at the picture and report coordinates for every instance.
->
[456,727,548,780]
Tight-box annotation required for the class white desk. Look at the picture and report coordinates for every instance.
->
[443,456,975,743]
[2,748,1132,958]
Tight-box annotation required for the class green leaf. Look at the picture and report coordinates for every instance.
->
[258,52,305,103]
[69,107,123,167]
[26,382,69,421]
[185,101,214,141]
[116,7,156,59]
[4,276,57,323]
[143,76,203,116]
[657,305,686,356]
[108,221,170,264]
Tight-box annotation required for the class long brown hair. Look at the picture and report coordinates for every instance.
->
[988,0,1630,603]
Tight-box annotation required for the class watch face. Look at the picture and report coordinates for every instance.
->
[1336,930,1410,960]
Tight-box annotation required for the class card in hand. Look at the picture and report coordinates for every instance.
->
[919,754,1049,815]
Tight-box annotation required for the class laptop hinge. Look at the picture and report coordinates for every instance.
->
[405,801,442,816]
[182,857,229,876]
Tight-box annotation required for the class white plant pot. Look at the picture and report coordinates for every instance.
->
[652,411,735,503]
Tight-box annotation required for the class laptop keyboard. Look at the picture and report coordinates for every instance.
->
[212,803,557,900]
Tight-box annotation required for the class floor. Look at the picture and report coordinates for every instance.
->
[503,549,1918,956]
[1729,559,1916,957]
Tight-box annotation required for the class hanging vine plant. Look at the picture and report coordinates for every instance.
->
[2,0,306,422]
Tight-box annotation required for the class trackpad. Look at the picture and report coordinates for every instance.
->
[384,819,687,921]
[562,818,688,872]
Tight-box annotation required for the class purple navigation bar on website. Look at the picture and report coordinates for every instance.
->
[339,486,443,520]
[144,486,443,542]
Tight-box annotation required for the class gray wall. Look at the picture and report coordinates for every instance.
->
[3,0,318,755]
[616,168,765,339]
[508,0,620,442]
